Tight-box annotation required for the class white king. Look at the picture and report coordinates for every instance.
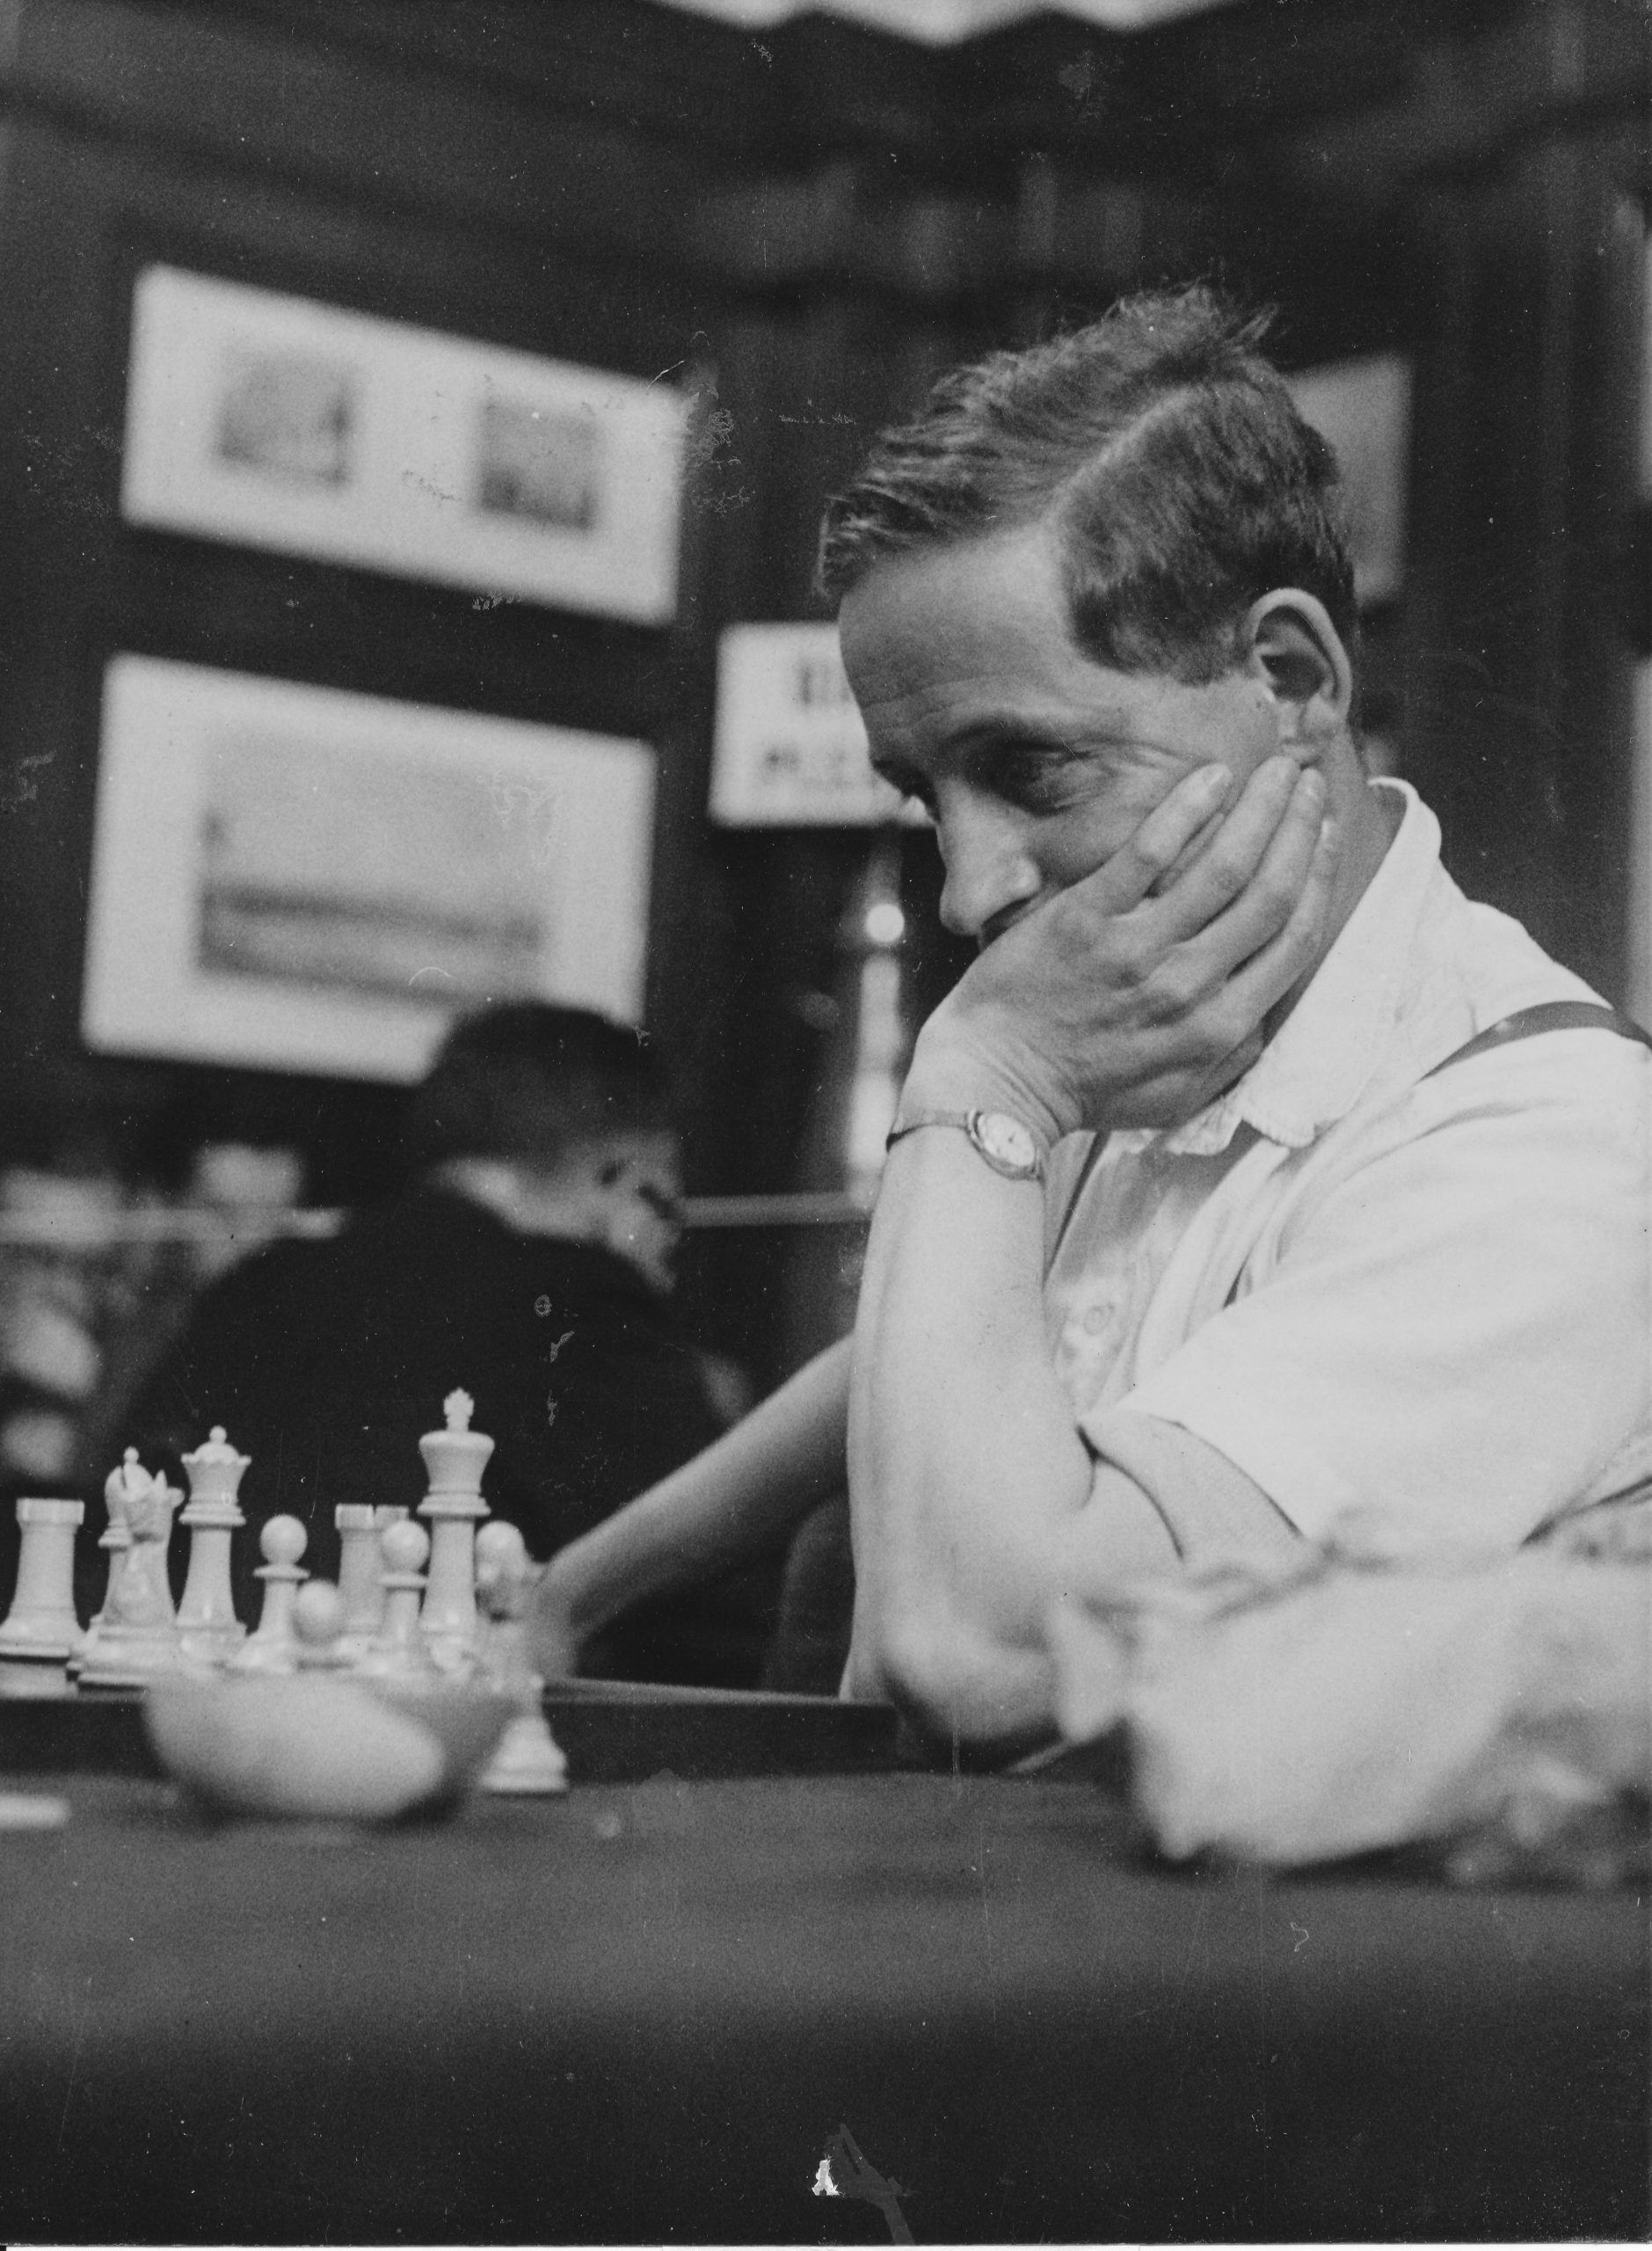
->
[416,1388,493,1673]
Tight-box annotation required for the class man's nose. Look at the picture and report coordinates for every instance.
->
[935,805,1042,941]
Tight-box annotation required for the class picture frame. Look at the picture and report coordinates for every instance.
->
[120,266,688,623]
[81,657,656,1082]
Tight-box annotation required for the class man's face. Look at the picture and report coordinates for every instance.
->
[587,1128,684,1297]
[838,521,1286,946]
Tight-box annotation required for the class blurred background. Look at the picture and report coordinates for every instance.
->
[0,0,1643,1516]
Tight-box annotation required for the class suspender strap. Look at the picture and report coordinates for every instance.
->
[1055,1000,1649,1273]
[1423,1000,1652,1079]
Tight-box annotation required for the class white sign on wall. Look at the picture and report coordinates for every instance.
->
[710,623,913,827]
[1287,353,1413,608]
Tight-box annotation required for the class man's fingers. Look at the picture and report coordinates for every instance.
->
[1213,809,1340,1025]
[1135,766,1326,1009]
[1146,803,1227,898]
[1081,761,1234,913]
[1189,765,1328,968]
[1146,755,1310,938]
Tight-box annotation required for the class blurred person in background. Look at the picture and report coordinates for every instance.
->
[116,1002,776,1686]
[71,1136,309,1492]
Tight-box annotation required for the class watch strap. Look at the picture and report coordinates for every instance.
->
[886,1107,973,1150]
[886,1107,1047,1182]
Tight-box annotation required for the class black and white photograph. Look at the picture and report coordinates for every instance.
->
[474,392,606,534]
[213,346,359,491]
[81,657,656,1080]
[0,3,1648,2247]
[122,265,688,622]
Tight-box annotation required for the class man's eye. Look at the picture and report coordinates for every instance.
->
[982,742,1078,812]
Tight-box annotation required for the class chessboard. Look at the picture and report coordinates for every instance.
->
[0,1677,902,1783]
[0,1385,902,1789]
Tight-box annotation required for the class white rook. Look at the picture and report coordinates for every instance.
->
[335,1504,389,1658]
[417,1388,492,1673]
[0,1497,84,1661]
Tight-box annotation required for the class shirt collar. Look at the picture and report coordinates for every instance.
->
[1112,777,1437,1159]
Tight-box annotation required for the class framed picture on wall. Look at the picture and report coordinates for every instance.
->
[121,266,688,623]
[81,657,656,1082]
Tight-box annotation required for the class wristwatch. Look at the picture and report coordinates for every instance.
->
[884,1107,1046,1183]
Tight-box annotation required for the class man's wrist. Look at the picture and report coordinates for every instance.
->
[887,1106,1049,1183]
[899,1029,1066,1150]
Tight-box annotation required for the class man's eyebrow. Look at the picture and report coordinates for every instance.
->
[869,712,1137,790]
[869,752,930,790]
[946,715,1135,758]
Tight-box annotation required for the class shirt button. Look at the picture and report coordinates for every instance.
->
[1082,1306,1110,1336]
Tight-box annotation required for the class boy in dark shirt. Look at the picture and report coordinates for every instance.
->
[120,1003,771,1685]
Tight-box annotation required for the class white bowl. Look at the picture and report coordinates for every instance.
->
[144,1673,515,1823]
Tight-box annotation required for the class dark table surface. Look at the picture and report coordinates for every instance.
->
[2,1730,1648,2245]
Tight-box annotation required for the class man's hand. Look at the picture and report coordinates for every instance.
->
[906,755,1338,1139]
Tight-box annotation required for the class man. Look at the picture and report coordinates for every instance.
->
[120,1002,771,1683]
[534,289,1649,1746]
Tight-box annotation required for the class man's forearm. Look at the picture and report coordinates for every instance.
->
[535,1337,851,1658]
[846,1128,1095,1741]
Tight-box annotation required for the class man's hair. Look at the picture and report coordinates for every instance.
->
[404,1002,672,1174]
[818,286,1357,684]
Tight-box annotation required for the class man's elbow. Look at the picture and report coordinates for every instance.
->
[848,1600,1057,1759]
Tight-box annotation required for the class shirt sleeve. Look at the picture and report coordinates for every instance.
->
[1086,1039,1652,1553]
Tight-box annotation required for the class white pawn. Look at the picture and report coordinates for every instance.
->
[0,1497,85,1665]
[292,1579,350,1670]
[474,1519,568,1796]
[228,1516,309,1673]
[357,1519,438,1682]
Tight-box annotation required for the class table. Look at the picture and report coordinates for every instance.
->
[2,1699,1647,2244]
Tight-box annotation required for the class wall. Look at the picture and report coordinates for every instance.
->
[0,0,1641,1381]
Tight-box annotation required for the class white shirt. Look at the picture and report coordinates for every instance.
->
[1043,779,1652,1554]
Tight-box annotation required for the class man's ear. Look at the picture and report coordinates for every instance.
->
[1242,589,1353,745]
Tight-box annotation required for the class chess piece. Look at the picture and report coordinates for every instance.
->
[475,1519,568,1796]
[78,1472,183,1686]
[73,1450,145,1673]
[334,1504,406,1657]
[0,1497,84,1670]
[228,1517,309,1674]
[417,1390,492,1674]
[292,1580,350,1670]
[335,1504,384,1657]
[356,1518,439,1682]
[176,1426,250,1665]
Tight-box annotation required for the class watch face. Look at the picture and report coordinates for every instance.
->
[973,1111,1039,1173]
